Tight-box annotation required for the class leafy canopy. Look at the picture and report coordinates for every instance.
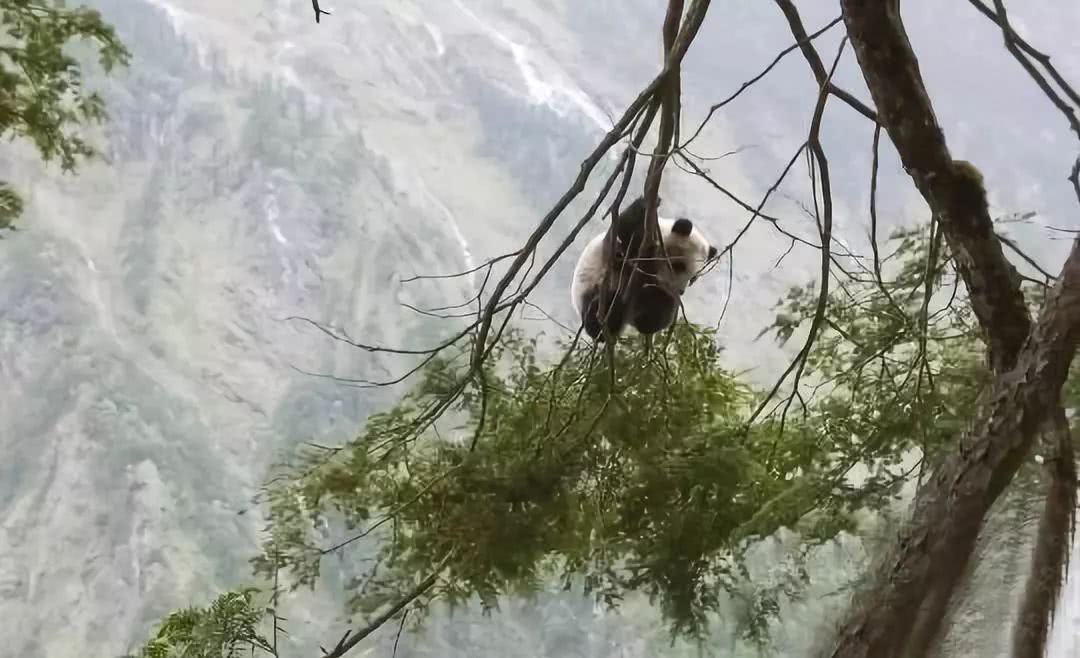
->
[131,220,1049,656]
[0,0,129,230]
[248,221,996,643]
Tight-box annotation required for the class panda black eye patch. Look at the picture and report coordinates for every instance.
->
[671,261,687,273]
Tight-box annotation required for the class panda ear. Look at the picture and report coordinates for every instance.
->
[672,218,693,236]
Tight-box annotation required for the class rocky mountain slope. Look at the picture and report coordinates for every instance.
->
[1,1,1079,656]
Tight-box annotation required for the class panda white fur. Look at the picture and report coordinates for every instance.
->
[571,196,718,341]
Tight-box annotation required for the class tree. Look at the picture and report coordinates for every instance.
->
[0,0,129,232]
[129,0,1080,656]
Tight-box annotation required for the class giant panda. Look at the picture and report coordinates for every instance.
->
[570,195,718,341]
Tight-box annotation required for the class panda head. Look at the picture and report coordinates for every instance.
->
[657,216,718,295]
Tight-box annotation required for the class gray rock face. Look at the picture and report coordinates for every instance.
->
[1,1,1079,656]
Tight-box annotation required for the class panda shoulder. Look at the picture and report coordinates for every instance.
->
[573,230,608,271]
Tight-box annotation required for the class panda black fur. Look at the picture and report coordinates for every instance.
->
[570,196,718,341]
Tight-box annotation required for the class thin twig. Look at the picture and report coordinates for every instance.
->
[318,552,453,658]
[967,0,1080,139]
[682,15,846,147]
[771,0,877,123]
[749,34,846,427]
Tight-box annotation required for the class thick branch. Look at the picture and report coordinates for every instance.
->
[827,237,1080,658]
[642,0,685,233]
[840,0,1031,374]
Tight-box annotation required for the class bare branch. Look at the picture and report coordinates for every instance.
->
[720,143,808,266]
[996,231,1057,284]
[676,154,819,250]
[771,0,877,123]
[682,15,846,147]
[748,37,844,426]
[318,552,453,658]
[399,251,521,284]
[311,0,331,23]
[643,0,685,221]
[967,0,1080,139]
[391,608,409,658]
[967,1,1080,111]
[867,123,905,317]
[1073,156,1080,207]
[286,315,465,356]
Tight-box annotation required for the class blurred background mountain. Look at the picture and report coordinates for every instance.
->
[1,1,1079,656]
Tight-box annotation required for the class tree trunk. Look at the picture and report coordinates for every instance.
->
[820,4,1080,655]
[825,235,1080,658]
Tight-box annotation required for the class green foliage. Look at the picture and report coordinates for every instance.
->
[0,0,129,230]
[246,221,1004,645]
[762,223,988,487]
[123,588,276,658]
[136,220,1046,654]
[257,325,762,636]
